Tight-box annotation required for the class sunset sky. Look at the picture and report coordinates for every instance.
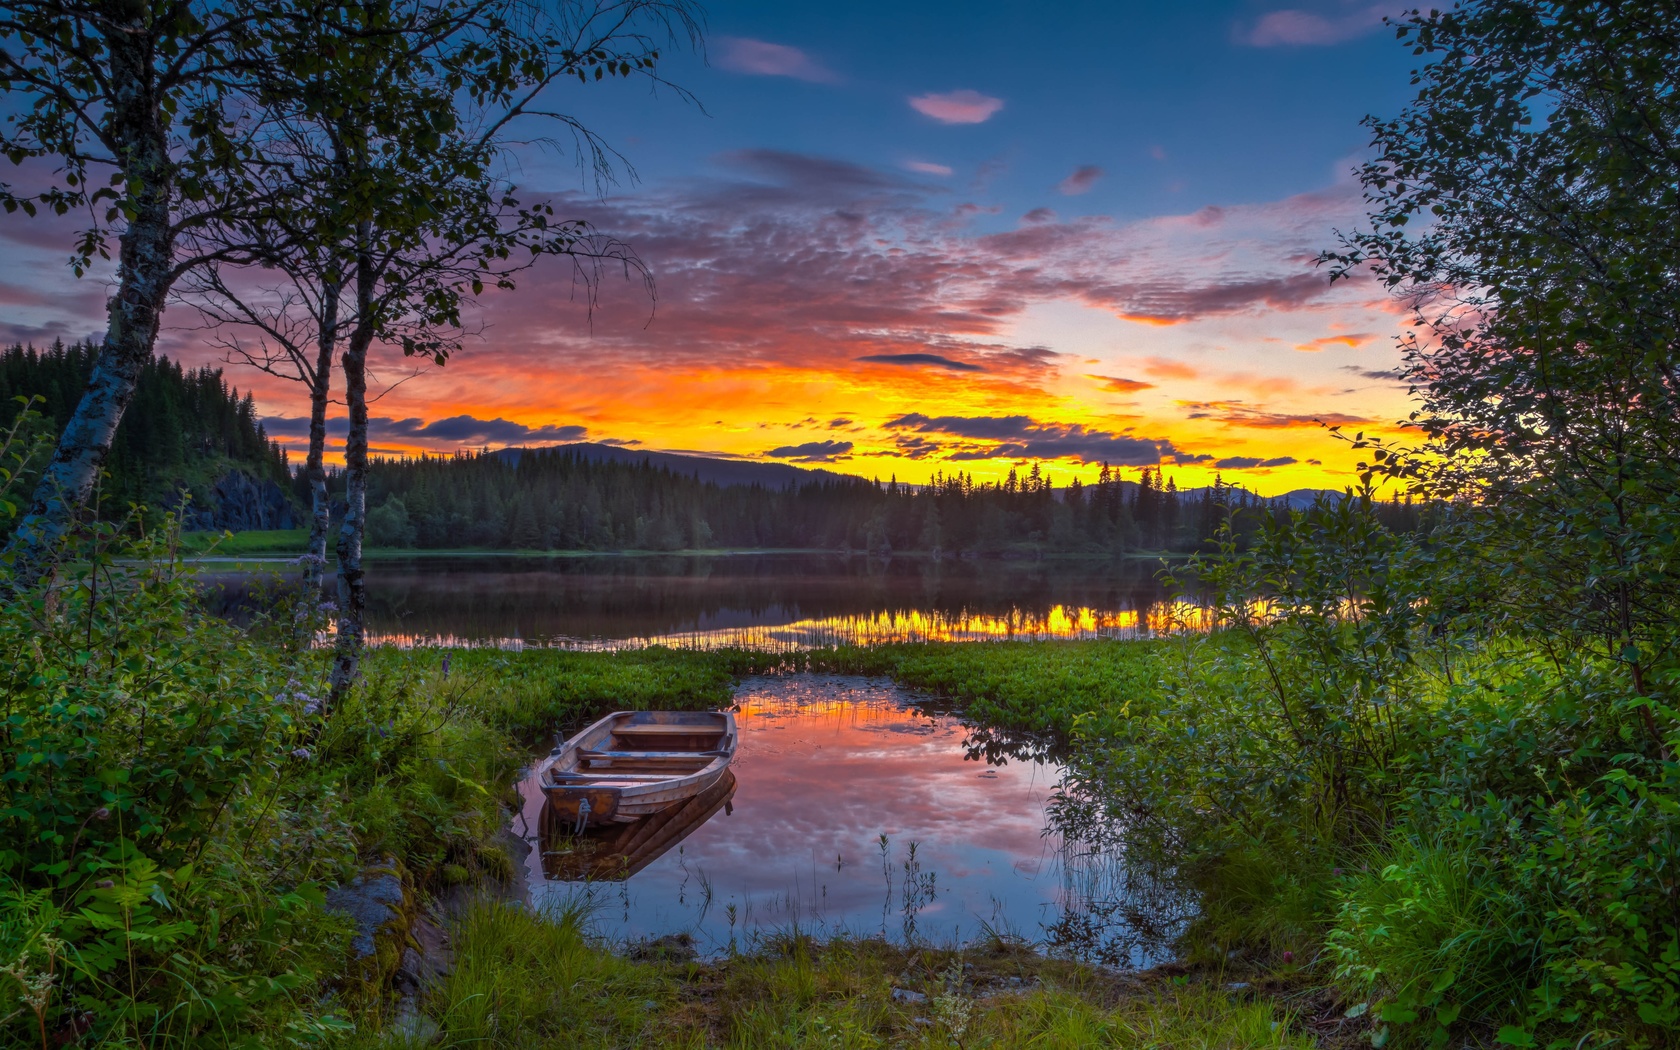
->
[0,0,1424,494]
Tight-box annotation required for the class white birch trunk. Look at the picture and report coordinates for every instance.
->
[328,227,373,708]
[3,23,173,590]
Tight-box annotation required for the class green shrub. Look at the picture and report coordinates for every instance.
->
[1329,832,1538,1046]
[1332,668,1680,1050]
[0,523,351,1047]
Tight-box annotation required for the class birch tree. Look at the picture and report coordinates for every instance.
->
[204,0,691,706]
[0,0,292,588]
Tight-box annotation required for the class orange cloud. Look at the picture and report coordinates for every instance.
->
[1140,357,1200,380]
[1086,374,1156,394]
[1296,333,1375,351]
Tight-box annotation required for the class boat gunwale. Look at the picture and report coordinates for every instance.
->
[536,709,738,823]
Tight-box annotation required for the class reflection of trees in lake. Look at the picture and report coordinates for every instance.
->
[1042,775,1190,967]
[342,553,1178,645]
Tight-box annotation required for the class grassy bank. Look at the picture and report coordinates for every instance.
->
[345,900,1313,1050]
[178,526,311,555]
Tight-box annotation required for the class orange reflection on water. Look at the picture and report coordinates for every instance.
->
[365,600,1216,651]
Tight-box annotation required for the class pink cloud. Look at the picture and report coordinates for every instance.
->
[716,36,836,82]
[905,160,954,176]
[1140,358,1200,381]
[1058,165,1104,195]
[1242,5,1392,47]
[23,148,1381,452]
[909,90,1004,125]
[427,150,1364,380]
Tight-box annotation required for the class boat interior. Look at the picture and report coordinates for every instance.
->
[548,712,732,783]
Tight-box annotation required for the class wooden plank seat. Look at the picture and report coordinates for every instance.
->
[549,770,689,782]
[578,749,729,761]
[610,724,722,736]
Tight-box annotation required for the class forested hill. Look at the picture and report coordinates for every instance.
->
[498,442,851,489]
[1,341,294,526]
[362,446,1430,553]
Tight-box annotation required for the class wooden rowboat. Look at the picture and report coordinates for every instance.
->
[539,770,736,882]
[537,710,737,830]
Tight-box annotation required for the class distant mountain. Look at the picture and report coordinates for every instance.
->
[1104,482,1343,510]
[1273,488,1345,509]
[496,442,855,490]
[499,445,1347,505]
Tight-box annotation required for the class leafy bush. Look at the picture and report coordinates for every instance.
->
[1331,667,1680,1050]
[0,520,353,1047]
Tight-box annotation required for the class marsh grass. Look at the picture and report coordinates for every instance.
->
[390,902,1315,1050]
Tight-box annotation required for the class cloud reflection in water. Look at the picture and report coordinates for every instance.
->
[514,675,1180,963]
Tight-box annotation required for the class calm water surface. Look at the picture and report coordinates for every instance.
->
[296,551,1191,648]
[512,676,1182,962]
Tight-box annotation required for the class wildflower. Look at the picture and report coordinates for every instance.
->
[93,807,110,821]
[441,652,452,679]
[291,747,313,761]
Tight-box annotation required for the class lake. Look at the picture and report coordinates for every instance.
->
[210,550,1193,649]
[512,676,1183,963]
[206,554,1192,958]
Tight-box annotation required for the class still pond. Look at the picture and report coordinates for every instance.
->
[513,676,1182,964]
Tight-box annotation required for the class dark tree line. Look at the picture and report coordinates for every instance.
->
[1,341,290,523]
[355,448,1432,554]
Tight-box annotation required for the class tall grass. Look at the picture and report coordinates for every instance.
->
[421,899,683,1049]
[400,904,1315,1050]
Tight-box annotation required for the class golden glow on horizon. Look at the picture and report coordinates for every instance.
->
[361,600,1220,651]
[258,331,1413,496]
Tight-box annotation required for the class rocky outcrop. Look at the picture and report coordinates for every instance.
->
[180,469,297,531]
[323,855,456,1035]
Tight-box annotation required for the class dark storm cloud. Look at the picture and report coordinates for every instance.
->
[260,413,587,447]
[884,413,1175,465]
[765,439,854,462]
[855,353,985,372]
[1214,455,1299,469]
